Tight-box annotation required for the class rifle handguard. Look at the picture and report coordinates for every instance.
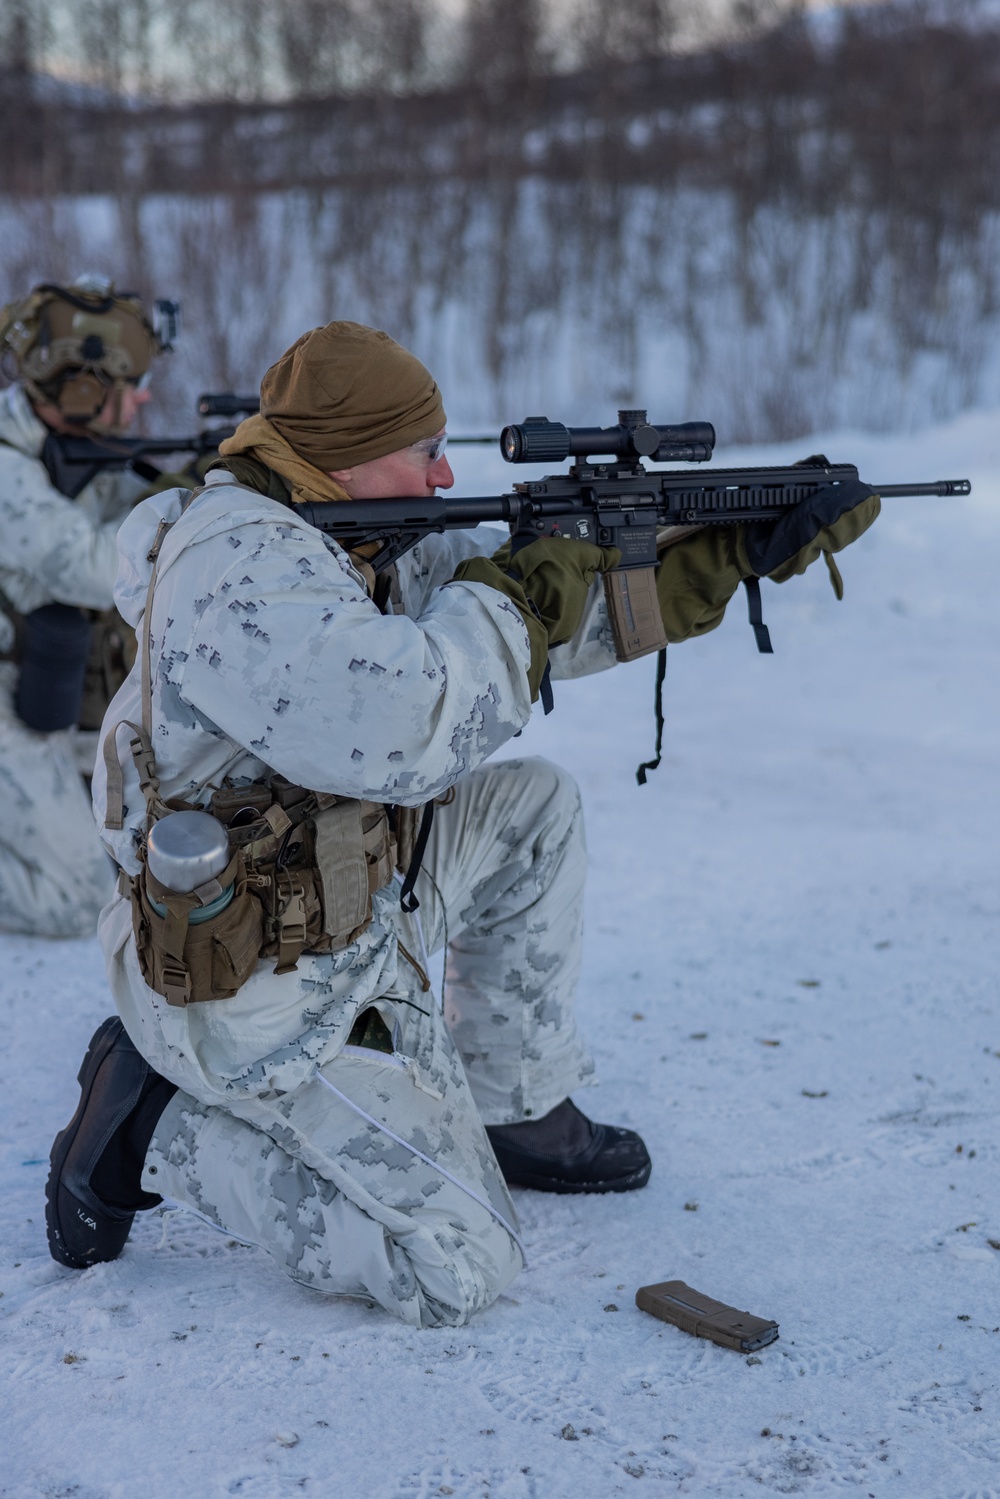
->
[603,565,667,663]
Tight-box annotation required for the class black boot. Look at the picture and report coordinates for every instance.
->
[486,1098,651,1194]
[46,1017,177,1269]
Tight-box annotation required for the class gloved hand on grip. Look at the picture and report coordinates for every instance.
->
[451,536,621,700]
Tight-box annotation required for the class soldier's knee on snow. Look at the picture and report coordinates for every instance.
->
[405,1214,523,1329]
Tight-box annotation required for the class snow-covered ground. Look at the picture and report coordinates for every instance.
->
[2,409,998,1497]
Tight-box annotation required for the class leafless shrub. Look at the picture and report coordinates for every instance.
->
[2,1,999,441]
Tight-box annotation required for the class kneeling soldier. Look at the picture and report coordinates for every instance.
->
[46,321,877,1326]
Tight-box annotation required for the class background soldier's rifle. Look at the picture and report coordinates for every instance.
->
[41,393,497,499]
[39,393,257,499]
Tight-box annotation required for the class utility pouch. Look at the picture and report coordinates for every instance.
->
[210,781,395,966]
[131,848,263,1007]
[15,602,93,731]
[603,566,667,663]
[393,805,421,877]
[635,1280,779,1352]
[313,800,394,946]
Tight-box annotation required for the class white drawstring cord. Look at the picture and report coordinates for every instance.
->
[412,903,432,979]
[316,1071,526,1262]
[155,1198,257,1248]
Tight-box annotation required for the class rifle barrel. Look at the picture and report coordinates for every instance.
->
[875,480,971,497]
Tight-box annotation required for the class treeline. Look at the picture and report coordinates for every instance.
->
[0,0,795,102]
[1,1,997,221]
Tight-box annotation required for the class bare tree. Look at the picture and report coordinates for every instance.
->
[460,0,553,93]
[574,0,680,67]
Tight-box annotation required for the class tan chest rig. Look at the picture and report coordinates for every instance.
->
[104,514,432,1008]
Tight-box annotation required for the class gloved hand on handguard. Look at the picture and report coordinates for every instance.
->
[655,462,880,642]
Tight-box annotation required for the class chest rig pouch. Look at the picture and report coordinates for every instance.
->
[103,512,396,1008]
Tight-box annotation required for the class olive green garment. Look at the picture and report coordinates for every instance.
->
[451,537,620,701]
[132,452,219,500]
[655,494,881,642]
[763,493,881,591]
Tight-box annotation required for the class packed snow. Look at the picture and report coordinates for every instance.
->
[1,407,998,1497]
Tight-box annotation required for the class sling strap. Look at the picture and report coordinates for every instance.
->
[103,514,176,829]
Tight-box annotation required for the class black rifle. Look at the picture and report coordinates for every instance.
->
[38,393,262,499]
[295,407,970,663]
[295,406,969,779]
[41,391,497,499]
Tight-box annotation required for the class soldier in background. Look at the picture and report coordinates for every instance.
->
[0,276,175,937]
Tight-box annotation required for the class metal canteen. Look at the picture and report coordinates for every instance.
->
[147,810,231,895]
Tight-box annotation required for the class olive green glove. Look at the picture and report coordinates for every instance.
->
[134,451,219,502]
[655,526,750,643]
[742,469,880,595]
[452,536,621,700]
[656,477,881,642]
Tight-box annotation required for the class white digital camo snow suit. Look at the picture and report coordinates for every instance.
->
[0,384,145,937]
[93,471,620,1326]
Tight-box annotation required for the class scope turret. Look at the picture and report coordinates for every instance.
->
[500,410,715,465]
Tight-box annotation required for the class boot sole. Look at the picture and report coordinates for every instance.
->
[502,1160,652,1194]
[45,1017,132,1269]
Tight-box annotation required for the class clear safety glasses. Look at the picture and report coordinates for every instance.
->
[409,433,447,463]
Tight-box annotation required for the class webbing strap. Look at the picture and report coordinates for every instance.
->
[743,577,774,655]
[636,647,667,786]
[396,937,432,993]
[823,550,844,600]
[539,661,554,715]
[399,801,435,913]
[102,517,174,830]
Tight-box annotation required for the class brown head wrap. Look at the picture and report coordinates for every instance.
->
[259,321,445,471]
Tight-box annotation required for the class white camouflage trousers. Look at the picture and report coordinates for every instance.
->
[0,664,113,937]
[143,757,595,1327]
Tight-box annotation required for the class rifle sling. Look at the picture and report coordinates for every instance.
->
[399,800,435,914]
[743,577,774,655]
[636,647,667,786]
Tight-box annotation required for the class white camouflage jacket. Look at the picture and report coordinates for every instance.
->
[94,470,617,1103]
[0,384,145,653]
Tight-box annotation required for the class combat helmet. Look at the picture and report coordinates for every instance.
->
[0,275,179,434]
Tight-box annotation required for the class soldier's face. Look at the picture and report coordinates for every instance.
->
[33,377,151,435]
[328,429,454,500]
[107,381,151,430]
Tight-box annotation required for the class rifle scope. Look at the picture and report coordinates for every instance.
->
[198,393,259,418]
[501,410,716,465]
